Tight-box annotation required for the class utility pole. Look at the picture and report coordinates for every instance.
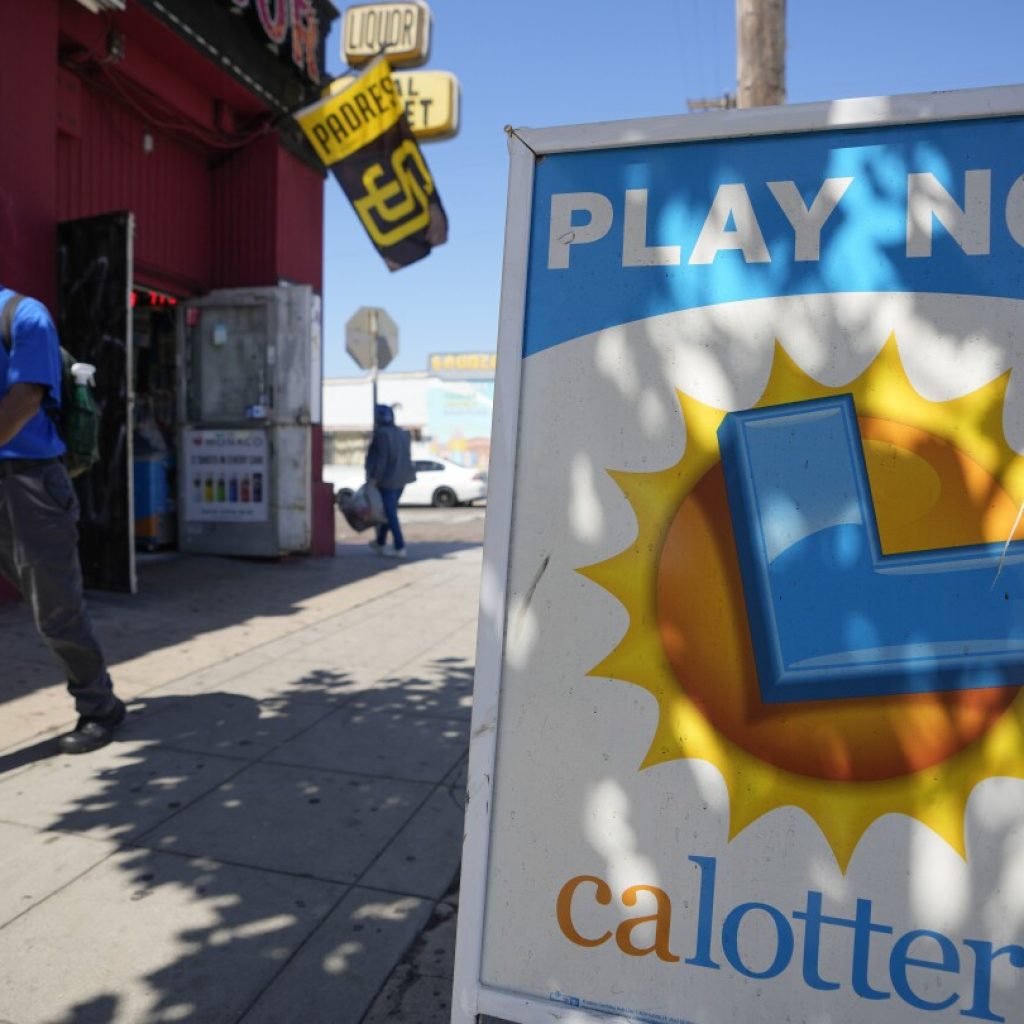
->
[369,306,379,418]
[736,0,786,108]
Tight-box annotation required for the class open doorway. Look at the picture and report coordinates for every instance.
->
[58,211,136,592]
[131,287,180,553]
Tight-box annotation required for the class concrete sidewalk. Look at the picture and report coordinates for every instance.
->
[0,534,481,1023]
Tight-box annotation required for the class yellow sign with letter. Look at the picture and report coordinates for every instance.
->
[296,59,403,165]
[294,57,447,271]
[354,138,435,247]
[342,1,431,68]
[429,352,497,377]
[327,70,459,141]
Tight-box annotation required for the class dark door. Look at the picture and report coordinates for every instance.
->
[57,212,136,593]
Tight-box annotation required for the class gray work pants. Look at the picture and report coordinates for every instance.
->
[0,462,117,718]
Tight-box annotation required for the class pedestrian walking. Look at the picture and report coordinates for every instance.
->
[365,403,416,558]
[0,286,125,753]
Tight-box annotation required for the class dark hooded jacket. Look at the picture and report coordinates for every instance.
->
[365,404,416,489]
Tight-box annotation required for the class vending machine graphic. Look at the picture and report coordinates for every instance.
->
[183,429,269,523]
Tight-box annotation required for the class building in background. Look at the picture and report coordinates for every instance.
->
[323,355,495,470]
[0,0,338,598]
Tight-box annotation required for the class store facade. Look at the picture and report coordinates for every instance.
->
[0,0,339,598]
[323,368,495,471]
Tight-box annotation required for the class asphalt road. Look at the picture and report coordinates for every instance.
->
[336,503,488,552]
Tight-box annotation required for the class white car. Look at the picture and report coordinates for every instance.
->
[324,457,487,508]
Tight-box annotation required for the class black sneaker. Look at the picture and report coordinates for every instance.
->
[58,699,127,755]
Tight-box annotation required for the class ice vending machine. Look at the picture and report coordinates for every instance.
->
[178,285,322,557]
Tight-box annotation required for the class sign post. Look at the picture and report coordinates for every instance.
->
[454,85,1024,1024]
[346,305,398,415]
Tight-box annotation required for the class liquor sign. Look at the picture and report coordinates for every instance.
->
[342,1,431,68]
[184,429,269,523]
[453,86,1024,1024]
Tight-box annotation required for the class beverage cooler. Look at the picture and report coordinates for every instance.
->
[178,285,322,557]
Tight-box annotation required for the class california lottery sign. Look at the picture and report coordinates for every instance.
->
[454,86,1024,1024]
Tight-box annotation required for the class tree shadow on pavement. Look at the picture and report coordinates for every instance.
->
[0,658,472,1024]
[0,535,482,725]
[0,736,61,774]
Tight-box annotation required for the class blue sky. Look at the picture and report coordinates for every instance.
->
[320,0,1024,377]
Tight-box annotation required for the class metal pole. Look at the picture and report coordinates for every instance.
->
[736,0,786,108]
[370,308,379,422]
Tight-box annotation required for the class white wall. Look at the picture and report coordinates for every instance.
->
[322,372,432,431]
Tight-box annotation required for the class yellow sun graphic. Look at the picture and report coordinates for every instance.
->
[579,335,1024,871]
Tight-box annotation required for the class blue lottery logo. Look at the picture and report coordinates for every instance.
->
[718,395,1024,704]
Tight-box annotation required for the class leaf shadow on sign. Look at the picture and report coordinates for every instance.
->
[518,116,1024,1021]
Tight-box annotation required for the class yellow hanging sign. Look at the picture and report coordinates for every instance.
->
[295,59,403,166]
[327,70,459,141]
[294,57,448,271]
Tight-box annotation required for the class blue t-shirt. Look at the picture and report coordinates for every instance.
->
[0,287,64,460]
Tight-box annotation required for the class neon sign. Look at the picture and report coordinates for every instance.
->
[228,0,323,84]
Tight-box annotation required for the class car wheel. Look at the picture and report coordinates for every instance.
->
[432,486,458,508]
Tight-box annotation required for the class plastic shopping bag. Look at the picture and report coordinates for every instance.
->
[339,482,387,532]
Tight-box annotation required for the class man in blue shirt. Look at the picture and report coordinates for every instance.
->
[0,287,125,753]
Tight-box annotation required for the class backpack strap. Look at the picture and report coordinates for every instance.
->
[1,293,25,354]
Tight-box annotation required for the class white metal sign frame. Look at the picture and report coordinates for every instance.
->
[454,83,1024,1024]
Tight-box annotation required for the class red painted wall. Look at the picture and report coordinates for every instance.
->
[3,0,326,301]
[0,0,59,306]
[57,80,214,296]
[276,146,325,292]
[54,0,326,297]
[211,135,325,293]
[0,2,331,605]
[0,2,57,602]
[211,135,278,290]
